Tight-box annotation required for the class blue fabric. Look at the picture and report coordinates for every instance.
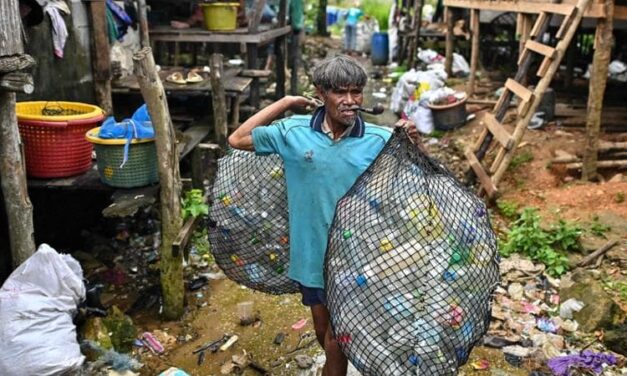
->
[345,7,363,26]
[99,104,154,167]
[251,112,391,288]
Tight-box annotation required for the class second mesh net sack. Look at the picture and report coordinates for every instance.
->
[325,129,500,375]
[209,150,298,294]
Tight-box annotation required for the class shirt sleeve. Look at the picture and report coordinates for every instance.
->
[251,123,285,156]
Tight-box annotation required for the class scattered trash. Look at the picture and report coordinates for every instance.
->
[536,317,559,333]
[294,354,314,369]
[237,301,255,325]
[291,318,308,330]
[219,335,239,351]
[559,298,585,319]
[547,350,617,376]
[273,332,286,345]
[158,367,190,376]
[81,341,143,372]
[188,276,208,291]
[193,335,229,354]
[141,332,165,354]
[471,359,490,370]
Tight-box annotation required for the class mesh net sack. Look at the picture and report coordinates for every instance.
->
[208,150,298,294]
[325,129,500,375]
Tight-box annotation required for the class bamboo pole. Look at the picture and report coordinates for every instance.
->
[0,0,36,267]
[467,9,480,96]
[445,7,454,76]
[582,0,614,181]
[133,47,184,320]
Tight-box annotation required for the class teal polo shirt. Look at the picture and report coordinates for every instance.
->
[251,108,392,288]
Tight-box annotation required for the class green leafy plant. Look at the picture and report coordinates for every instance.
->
[589,215,611,238]
[602,279,627,301]
[496,199,518,219]
[615,192,625,203]
[500,207,579,277]
[181,189,209,220]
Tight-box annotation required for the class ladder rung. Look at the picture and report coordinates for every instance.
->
[483,113,515,150]
[517,100,532,117]
[525,40,556,59]
[530,12,548,38]
[505,78,533,103]
[465,149,497,197]
[556,7,577,40]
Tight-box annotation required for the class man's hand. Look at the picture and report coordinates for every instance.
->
[395,119,427,153]
[286,96,321,113]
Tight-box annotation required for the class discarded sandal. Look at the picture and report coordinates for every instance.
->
[186,71,204,83]
[165,72,186,85]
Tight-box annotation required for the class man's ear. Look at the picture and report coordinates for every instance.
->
[315,87,326,101]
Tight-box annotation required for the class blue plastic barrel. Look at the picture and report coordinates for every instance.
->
[371,32,389,65]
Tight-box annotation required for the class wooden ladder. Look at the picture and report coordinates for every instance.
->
[464,0,593,199]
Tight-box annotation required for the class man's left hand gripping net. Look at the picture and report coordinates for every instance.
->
[208,150,298,294]
[325,129,500,375]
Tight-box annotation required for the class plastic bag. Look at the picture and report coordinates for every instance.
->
[404,98,434,134]
[99,104,155,167]
[208,150,298,294]
[325,129,499,375]
[0,244,86,376]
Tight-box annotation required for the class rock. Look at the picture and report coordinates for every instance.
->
[508,283,524,300]
[294,354,314,369]
[603,324,627,355]
[560,270,625,332]
[608,173,624,183]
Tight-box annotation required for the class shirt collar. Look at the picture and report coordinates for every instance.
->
[310,106,365,138]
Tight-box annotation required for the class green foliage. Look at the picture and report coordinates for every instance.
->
[181,189,209,220]
[361,0,391,31]
[500,208,581,277]
[589,215,611,238]
[615,192,625,203]
[496,199,518,219]
[509,150,534,170]
[602,280,627,301]
[191,227,212,259]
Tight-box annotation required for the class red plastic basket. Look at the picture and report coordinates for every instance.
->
[16,102,105,178]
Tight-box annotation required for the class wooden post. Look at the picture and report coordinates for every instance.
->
[210,54,228,148]
[467,9,480,96]
[88,0,113,114]
[290,30,301,95]
[408,0,424,69]
[137,0,150,48]
[275,0,287,99]
[0,0,36,267]
[317,0,329,36]
[582,0,614,181]
[191,143,222,191]
[133,47,184,320]
[444,7,454,76]
[248,0,267,33]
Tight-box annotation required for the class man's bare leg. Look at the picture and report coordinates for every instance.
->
[310,304,330,347]
[309,304,348,376]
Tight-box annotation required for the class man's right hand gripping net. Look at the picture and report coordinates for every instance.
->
[325,129,500,375]
[208,150,298,295]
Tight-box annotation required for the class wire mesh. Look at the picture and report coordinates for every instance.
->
[325,129,500,375]
[208,149,298,294]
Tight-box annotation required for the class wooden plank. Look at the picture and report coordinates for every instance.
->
[248,0,267,33]
[179,125,211,159]
[464,149,497,197]
[468,9,480,96]
[530,12,549,38]
[505,78,533,103]
[240,69,272,78]
[172,214,202,259]
[472,128,489,152]
[537,56,552,77]
[556,7,577,39]
[490,148,506,174]
[443,0,603,18]
[483,113,515,150]
[525,40,556,59]
[149,25,292,44]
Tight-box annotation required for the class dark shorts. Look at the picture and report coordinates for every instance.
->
[299,284,327,307]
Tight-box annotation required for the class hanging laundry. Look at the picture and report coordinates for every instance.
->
[44,0,70,58]
[106,0,133,40]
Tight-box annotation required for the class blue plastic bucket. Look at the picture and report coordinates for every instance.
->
[326,6,338,26]
[371,32,389,65]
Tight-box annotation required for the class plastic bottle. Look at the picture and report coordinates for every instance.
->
[356,239,428,284]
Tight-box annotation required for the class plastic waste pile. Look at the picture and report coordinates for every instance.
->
[325,129,500,375]
[208,150,298,294]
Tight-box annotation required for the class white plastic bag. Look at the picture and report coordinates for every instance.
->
[0,244,86,376]
[403,99,434,134]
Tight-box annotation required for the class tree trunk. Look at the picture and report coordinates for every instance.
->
[467,9,480,96]
[137,0,150,48]
[132,47,184,320]
[209,54,228,148]
[582,0,614,181]
[0,0,36,267]
[317,0,329,36]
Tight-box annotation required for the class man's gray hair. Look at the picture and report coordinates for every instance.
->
[312,55,368,92]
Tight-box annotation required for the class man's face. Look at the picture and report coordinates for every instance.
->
[318,85,364,127]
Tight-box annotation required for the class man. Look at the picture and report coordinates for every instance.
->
[344,1,363,54]
[228,55,418,375]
